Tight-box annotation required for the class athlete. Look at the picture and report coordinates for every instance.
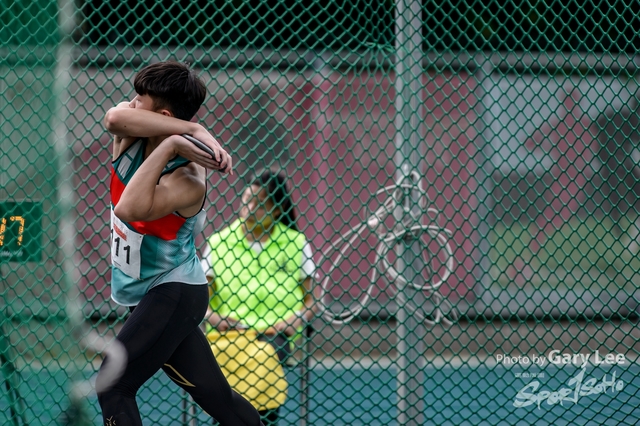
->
[96,60,264,426]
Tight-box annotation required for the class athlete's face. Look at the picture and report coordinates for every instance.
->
[129,94,158,112]
[239,185,278,230]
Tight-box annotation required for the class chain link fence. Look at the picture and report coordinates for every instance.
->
[2,0,640,425]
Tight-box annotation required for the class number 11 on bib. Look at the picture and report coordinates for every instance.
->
[110,209,144,280]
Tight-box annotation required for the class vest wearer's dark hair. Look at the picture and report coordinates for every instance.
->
[251,169,298,231]
[133,61,206,121]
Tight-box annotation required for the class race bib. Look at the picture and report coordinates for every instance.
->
[110,209,143,279]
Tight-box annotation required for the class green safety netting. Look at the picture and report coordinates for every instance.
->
[1,1,639,425]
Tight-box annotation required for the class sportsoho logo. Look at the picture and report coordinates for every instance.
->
[499,350,627,410]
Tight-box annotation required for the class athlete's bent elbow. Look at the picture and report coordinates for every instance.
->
[113,204,142,223]
[104,109,127,135]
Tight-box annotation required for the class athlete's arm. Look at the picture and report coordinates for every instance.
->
[104,105,201,139]
[104,103,231,171]
[113,135,206,222]
[106,102,139,161]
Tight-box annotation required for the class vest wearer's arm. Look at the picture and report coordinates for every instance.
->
[298,276,318,322]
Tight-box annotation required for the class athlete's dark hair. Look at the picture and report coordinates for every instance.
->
[251,169,298,231]
[133,61,206,121]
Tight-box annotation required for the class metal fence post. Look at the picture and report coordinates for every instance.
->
[395,0,425,423]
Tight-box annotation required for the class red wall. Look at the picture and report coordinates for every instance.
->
[73,70,480,310]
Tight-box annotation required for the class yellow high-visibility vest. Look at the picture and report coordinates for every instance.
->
[205,219,305,331]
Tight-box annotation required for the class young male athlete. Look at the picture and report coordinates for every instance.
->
[96,61,264,426]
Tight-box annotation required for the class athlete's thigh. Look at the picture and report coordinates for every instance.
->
[117,284,183,359]
[162,326,229,396]
[114,283,201,390]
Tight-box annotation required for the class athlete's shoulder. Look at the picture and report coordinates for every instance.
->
[165,160,204,179]
[112,136,141,162]
[160,161,206,196]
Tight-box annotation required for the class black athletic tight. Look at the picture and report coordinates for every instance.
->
[97,282,263,426]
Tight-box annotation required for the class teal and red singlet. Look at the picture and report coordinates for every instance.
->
[109,139,207,306]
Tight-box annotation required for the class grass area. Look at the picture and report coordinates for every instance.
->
[488,216,640,290]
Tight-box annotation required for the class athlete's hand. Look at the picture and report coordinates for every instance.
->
[164,134,232,174]
[191,127,233,175]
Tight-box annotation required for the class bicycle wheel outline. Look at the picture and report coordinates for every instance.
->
[373,226,457,326]
[378,225,454,292]
[319,222,379,325]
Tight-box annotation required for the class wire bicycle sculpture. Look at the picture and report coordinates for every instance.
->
[319,171,458,326]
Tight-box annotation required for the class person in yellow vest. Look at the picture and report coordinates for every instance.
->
[201,169,318,426]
